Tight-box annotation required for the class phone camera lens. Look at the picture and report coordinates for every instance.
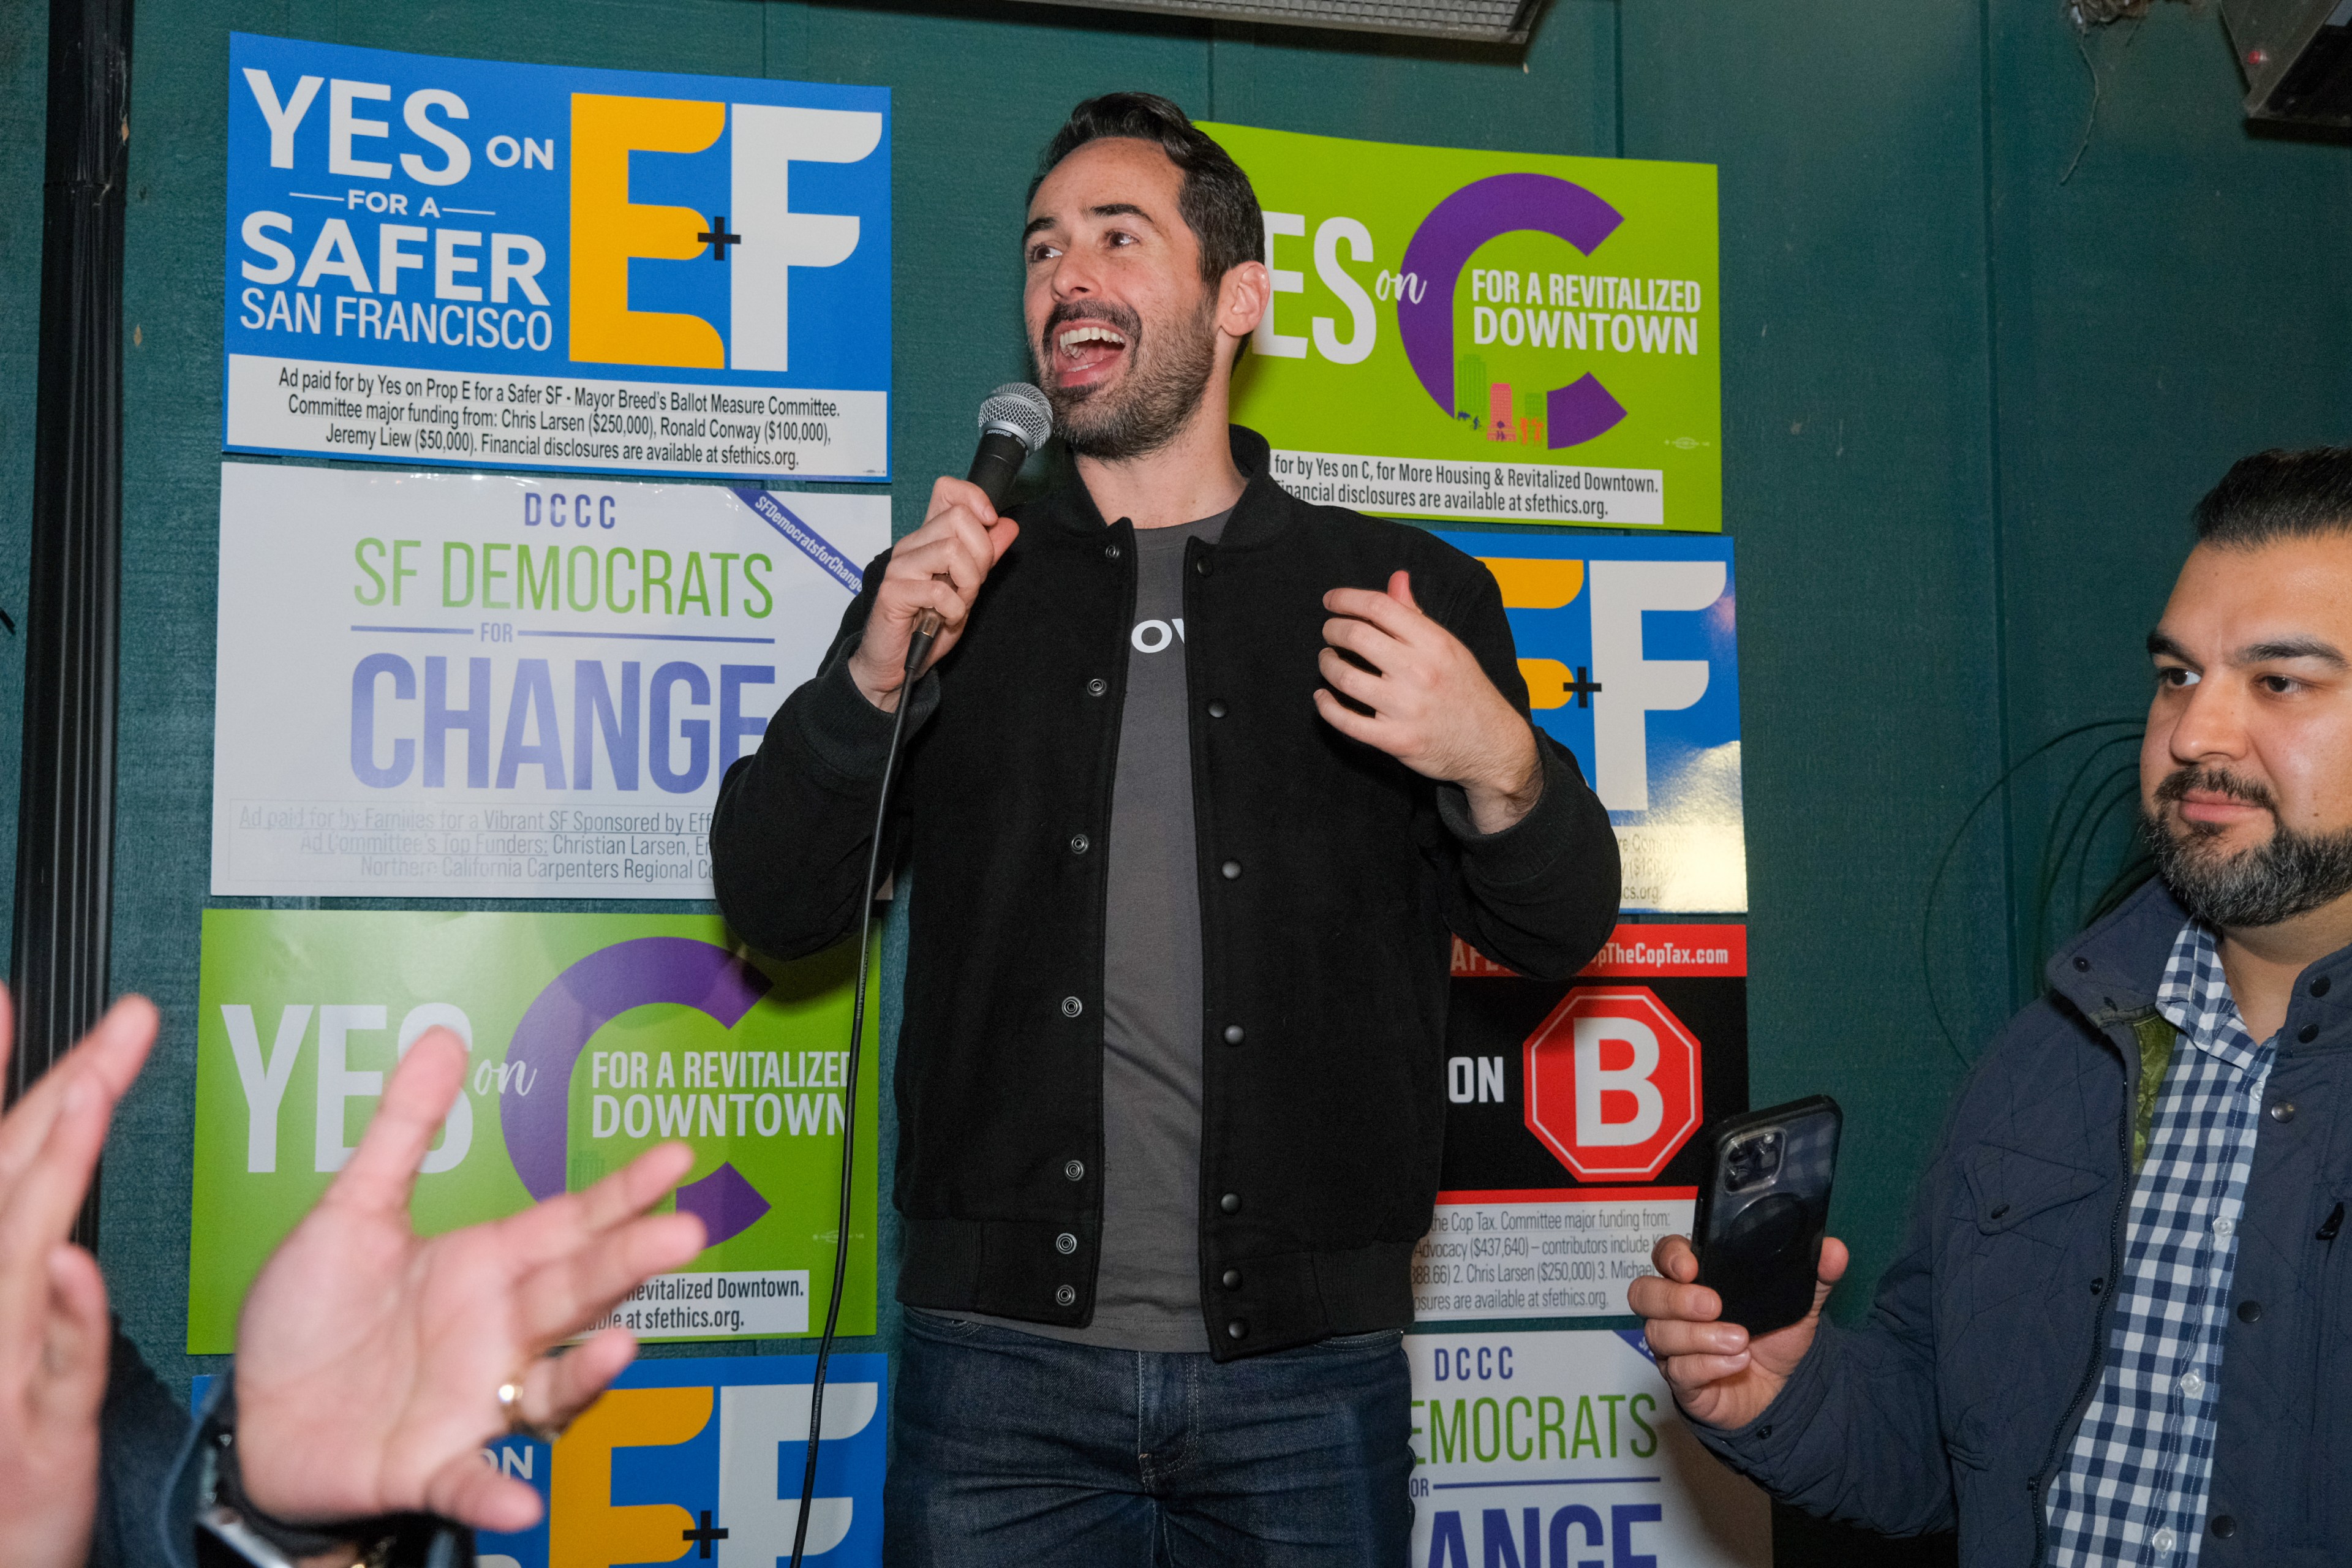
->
[1725,1129,1785,1191]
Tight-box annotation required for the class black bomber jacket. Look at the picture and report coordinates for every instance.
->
[710,426,1621,1360]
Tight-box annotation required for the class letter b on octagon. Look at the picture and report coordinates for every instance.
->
[1523,986,1701,1181]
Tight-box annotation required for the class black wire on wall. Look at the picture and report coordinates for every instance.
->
[7,0,133,1253]
[1920,718,2155,1068]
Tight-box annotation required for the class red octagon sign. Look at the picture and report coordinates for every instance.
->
[1523,986,1703,1182]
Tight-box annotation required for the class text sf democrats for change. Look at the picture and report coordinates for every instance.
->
[210,462,888,899]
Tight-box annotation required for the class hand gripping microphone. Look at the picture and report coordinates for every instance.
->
[788,382,1052,1568]
[905,382,1055,673]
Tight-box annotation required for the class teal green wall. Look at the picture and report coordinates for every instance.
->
[0,0,2340,1523]
[0,1,45,970]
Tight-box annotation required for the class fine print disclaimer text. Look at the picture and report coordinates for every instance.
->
[581,1269,812,1339]
[1412,1195,1693,1321]
[1270,448,1665,527]
[226,353,888,479]
[221,801,714,898]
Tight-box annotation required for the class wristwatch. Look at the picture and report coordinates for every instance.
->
[194,1381,443,1568]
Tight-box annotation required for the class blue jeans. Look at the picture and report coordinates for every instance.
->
[885,1308,1414,1567]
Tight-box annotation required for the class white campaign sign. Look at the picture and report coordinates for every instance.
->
[1411,1330,1770,1567]
[211,462,887,898]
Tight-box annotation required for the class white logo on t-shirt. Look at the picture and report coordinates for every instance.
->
[1130,618,1186,654]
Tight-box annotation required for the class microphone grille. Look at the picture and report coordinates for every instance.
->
[978,382,1054,453]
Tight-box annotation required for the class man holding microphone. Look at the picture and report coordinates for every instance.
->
[712,92,1619,1564]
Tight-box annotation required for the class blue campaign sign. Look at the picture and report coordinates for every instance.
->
[194,1354,887,1566]
[477,1354,886,1568]
[1439,530,1743,913]
[225,34,889,481]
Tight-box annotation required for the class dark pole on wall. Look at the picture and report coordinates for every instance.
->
[7,0,133,1248]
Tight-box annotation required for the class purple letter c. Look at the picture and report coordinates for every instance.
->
[502,937,777,1245]
[1397,173,1630,450]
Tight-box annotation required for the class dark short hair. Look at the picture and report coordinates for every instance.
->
[2195,447,2352,548]
[1032,92,1264,287]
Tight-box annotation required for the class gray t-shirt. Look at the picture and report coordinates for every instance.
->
[970,509,1227,1352]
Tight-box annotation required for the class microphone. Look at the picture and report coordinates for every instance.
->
[907,383,1054,672]
[967,380,1055,508]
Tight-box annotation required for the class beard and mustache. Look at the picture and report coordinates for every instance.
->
[1035,292,1220,463]
[2144,765,2352,929]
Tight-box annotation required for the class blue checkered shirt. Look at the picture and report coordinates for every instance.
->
[2043,920,2275,1566]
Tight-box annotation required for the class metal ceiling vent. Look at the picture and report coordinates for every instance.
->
[1008,0,1545,46]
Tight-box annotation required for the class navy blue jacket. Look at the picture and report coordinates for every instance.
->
[1694,879,2352,1566]
[92,1324,200,1567]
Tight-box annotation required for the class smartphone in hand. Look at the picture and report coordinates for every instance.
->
[1691,1095,1842,1338]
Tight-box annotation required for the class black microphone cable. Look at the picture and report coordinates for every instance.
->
[788,619,936,1568]
[786,384,1045,1566]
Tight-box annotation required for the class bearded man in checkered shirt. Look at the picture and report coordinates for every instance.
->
[1632,447,2352,1567]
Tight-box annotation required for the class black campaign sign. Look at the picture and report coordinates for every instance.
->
[1440,926,1750,1199]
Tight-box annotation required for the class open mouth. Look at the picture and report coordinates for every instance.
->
[1047,315,1133,388]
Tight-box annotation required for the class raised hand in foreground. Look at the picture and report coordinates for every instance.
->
[231,1027,706,1534]
[1626,1231,1849,1431]
[0,994,160,1568]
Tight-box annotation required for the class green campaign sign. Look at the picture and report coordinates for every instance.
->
[1208,122,1720,533]
[188,910,876,1352]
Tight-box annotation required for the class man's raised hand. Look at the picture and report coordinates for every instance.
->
[1626,1232,1847,1431]
[846,475,1020,710]
[230,1028,706,1534]
[0,993,159,1568]
[1315,571,1545,834]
